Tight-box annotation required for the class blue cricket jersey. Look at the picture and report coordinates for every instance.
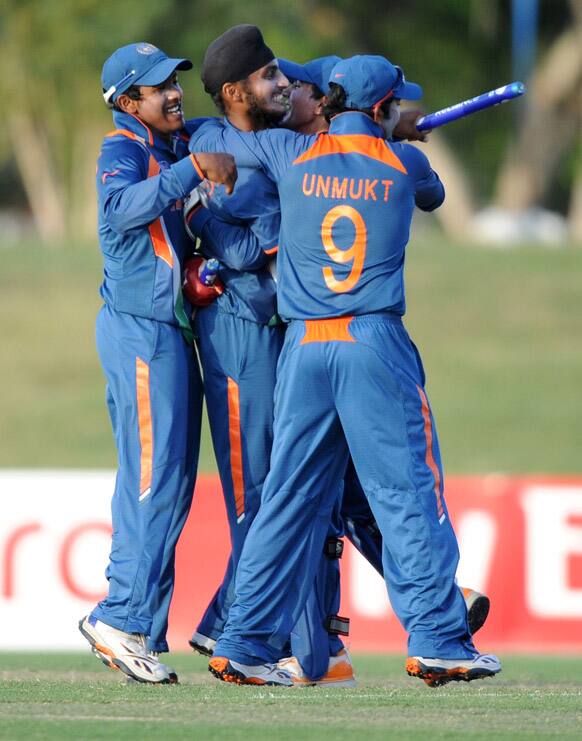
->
[188,118,281,325]
[248,112,444,320]
[97,111,204,326]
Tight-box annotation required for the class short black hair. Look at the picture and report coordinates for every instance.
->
[323,83,397,123]
[309,82,325,101]
[106,84,142,111]
[323,83,367,122]
[211,90,226,115]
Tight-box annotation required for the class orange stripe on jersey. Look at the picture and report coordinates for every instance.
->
[148,154,160,177]
[301,316,355,344]
[264,245,278,255]
[148,219,173,268]
[293,134,407,174]
[128,113,154,145]
[227,378,245,520]
[189,154,205,180]
[105,128,147,146]
[136,357,153,499]
[145,155,173,268]
[416,385,445,521]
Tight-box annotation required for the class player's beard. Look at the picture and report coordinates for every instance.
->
[243,82,288,129]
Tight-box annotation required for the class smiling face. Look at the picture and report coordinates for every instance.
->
[235,60,291,128]
[244,61,290,116]
[283,81,325,134]
[116,72,184,138]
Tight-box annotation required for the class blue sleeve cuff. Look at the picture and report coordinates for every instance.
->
[187,207,213,237]
[171,155,203,196]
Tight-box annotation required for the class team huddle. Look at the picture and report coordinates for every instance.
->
[79,24,501,688]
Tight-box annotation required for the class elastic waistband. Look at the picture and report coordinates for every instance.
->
[290,311,403,326]
[291,312,403,346]
[349,311,403,325]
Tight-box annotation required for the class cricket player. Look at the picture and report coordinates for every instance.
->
[187,45,490,686]
[78,42,238,684]
[207,54,502,687]
[184,27,359,684]
[276,55,491,664]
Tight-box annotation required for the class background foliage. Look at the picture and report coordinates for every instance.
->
[0,0,579,240]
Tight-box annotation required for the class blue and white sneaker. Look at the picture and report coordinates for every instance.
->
[79,615,177,684]
[209,656,294,686]
[406,653,501,687]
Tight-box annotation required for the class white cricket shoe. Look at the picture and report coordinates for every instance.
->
[406,653,501,687]
[189,631,216,656]
[278,648,357,687]
[79,616,178,684]
[209,656,294,686]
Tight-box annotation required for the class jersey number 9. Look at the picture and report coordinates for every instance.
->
[321,205,367,294]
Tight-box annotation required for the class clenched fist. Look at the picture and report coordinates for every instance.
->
[394,109,430,143]
[192,152,238,194]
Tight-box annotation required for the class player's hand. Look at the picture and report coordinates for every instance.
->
[394,109,431,143]
[193,152,237,194]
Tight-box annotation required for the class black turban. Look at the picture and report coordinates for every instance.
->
[201,24,275,95]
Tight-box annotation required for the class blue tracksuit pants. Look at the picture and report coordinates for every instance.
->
[341,460,384,574]
[91,305,202,652]
[214,313,476,663]
[193,306,283,637]
[194,305,343,677]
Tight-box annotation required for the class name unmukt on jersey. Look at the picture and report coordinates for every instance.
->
[301,174,394,203]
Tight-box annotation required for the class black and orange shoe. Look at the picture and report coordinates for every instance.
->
[406,654,501,687]
[208,656,293,686]
[461,587,491,634]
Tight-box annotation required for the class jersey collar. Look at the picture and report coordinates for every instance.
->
[328,111,384,138]
[112,110,182,153]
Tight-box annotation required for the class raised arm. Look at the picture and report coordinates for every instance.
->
[399,143,445,212]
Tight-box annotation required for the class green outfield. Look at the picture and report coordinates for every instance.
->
[1,237,580,473]
[1,652,581,739]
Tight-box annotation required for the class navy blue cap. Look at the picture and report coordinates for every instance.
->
[277,55,342,95]
[329,55,422,109]
[102,43,192,103]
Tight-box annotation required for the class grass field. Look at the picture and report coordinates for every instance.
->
[1,237,581,473]
[1,653,581,739]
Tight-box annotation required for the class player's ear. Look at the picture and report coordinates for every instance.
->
[222,82,244,105]
[116,93,139,114]
[315,97,326,116]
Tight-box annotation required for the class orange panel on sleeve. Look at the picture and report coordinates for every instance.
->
[189,154,206,181]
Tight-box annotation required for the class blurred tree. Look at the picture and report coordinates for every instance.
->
[0,0,577,243]
[494,0,581,228]
[0,0,174,241]
[0,0,319,242]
